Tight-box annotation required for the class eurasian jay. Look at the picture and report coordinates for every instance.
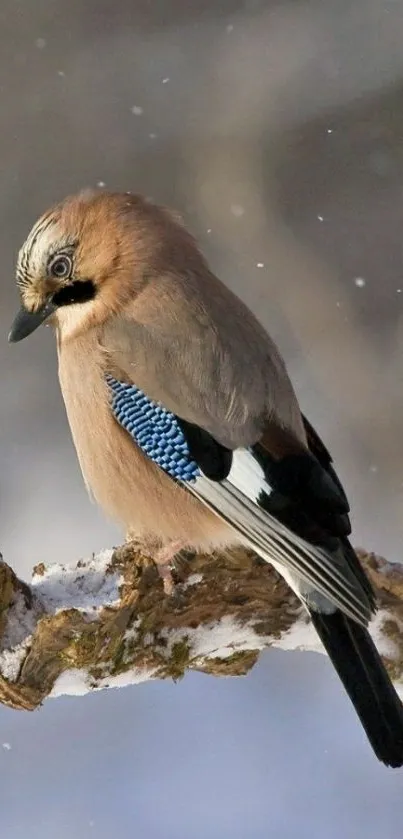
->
[9,189,403,767]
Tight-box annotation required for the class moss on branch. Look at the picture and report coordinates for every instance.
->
[0,543,401,710]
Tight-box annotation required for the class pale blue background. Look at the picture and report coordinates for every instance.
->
[1,1,403,836]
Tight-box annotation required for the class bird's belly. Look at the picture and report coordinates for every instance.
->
[58,346,231,549]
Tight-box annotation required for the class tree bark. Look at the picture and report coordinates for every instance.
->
[0,543,402,710]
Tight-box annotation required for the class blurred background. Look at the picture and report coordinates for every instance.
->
[1,0,403,836]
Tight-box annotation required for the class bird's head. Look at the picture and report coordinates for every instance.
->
[8,189,177,344]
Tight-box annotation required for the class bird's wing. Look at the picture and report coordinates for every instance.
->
[300,413,376,604]
[102,289,305,451]
[106,376,376,627]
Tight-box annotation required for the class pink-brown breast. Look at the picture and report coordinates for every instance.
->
[57,331,232,550]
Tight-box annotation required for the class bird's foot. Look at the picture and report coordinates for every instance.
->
[153,540,186,595]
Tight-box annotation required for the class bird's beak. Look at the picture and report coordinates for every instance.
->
[8,297,57,343]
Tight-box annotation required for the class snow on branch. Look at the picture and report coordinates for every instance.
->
[0,543,402,710]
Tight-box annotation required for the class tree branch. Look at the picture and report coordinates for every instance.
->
[0,543,402,710]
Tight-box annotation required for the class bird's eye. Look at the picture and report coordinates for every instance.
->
[48,254,73,280]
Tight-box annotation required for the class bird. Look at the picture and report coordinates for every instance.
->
[8,187,403,767]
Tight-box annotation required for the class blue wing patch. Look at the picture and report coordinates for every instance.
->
[106,376,200,483]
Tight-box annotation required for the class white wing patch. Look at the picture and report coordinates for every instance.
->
[228,449,272,502]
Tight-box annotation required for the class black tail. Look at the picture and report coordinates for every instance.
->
[309,609,403,767]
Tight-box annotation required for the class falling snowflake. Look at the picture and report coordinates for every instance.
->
[131,106,143,116]
[256,262,264,268]
[35,38,46,49]
[317,215,324,222]
[327,128,333,134]
[2,743,11,751]
[230,204,245,217]
[354,277,366,288]
[162,78,170,84]
[97,181,106,188]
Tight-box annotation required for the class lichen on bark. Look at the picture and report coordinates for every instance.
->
[0,543,401,710]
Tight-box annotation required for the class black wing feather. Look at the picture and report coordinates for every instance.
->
[301,414,376,607]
